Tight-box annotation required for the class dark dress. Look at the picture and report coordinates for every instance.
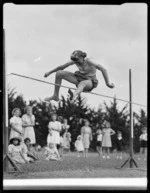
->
[116,138,124,152]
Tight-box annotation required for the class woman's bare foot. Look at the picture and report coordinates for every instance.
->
[44,96,59,102]
[70,95,78,104]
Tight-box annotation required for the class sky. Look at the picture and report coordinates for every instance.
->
[4,3,147,113]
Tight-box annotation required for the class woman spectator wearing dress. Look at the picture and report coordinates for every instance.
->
[81,119,93,158]
[8,137,27,164]
[47,114,62,150]
[22,106,36,147]
[101,121,115,159]
[9,108,23,140]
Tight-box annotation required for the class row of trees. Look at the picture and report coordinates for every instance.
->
[8,87,147,153]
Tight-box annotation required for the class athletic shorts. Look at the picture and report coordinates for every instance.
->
[141,140,147,148]
[74,71,98,91]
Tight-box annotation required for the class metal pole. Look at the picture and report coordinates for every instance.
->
[129,69,133,168]
[3,29,9,171]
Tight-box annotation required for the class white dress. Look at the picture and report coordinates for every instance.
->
[44,146,58,160]
[22,114,36,144]
[8,144,25,164]
[63,133,71,149]
[140,133,147,141]
[102,128,113,147]
[47,121,61,145]
[75,140,84,152]
[96,129,103,142]
[81,126,92,149]
[9,116,23,140]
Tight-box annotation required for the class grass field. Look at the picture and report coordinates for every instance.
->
[4,149,147,179]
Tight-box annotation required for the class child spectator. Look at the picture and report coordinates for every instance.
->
[21,140,34,163]
[47,114,62,150]
[8,137,26,164]
[96,128,103,157]
[81,119,92,158]
[138,127,147,160]
[24,138,39,161]
[59,118,70,156]
[9,108,23,140]
[74,135,84,157]
[116,131,124,159]
[61,118,70,135]
[60,132,71,156]
[59,134,65,157]
[102,121,115,159]
[22,106,36,146]
[63,132,71,153]
[44,143,61,161]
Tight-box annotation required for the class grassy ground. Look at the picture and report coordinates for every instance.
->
[4,149,147,179]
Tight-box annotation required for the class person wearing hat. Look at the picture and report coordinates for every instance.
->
[9,108,23,140]
[22,106,36,145]
[44,50,114,103]
[8,137,26,164]
[74,135,84,157]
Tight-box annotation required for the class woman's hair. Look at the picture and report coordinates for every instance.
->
[77,135,82,140]
[57,116,63,123]
[24,106,32,113]
[66,132,71,137]
[105,121,111,128]
[117,131,122,135]
[51,113,58,121]
[142,127,147,131]
[24,138,31,143]
[12,108,21,116]
[84,119,90,124]
[70,50,87,61]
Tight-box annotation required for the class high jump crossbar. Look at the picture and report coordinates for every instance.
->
[8,72,147,108]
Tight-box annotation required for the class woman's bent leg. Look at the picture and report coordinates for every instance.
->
[45,71,78,102]
[71,80,93,102]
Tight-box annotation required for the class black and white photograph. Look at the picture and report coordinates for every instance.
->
[3,3,147,190]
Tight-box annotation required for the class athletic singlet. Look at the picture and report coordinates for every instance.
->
[74,58,97,78]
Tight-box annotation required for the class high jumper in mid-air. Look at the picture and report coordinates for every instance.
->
[44,50,115,103]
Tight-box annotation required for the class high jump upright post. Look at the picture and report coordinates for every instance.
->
[120,69,141,169]
[3,29,9,172]
[3,29,22,172]
[129,68,134,167]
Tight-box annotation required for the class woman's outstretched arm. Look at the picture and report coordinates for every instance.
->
[88,60,115,88]
[44,61,74,78]
[96,64,115,88]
